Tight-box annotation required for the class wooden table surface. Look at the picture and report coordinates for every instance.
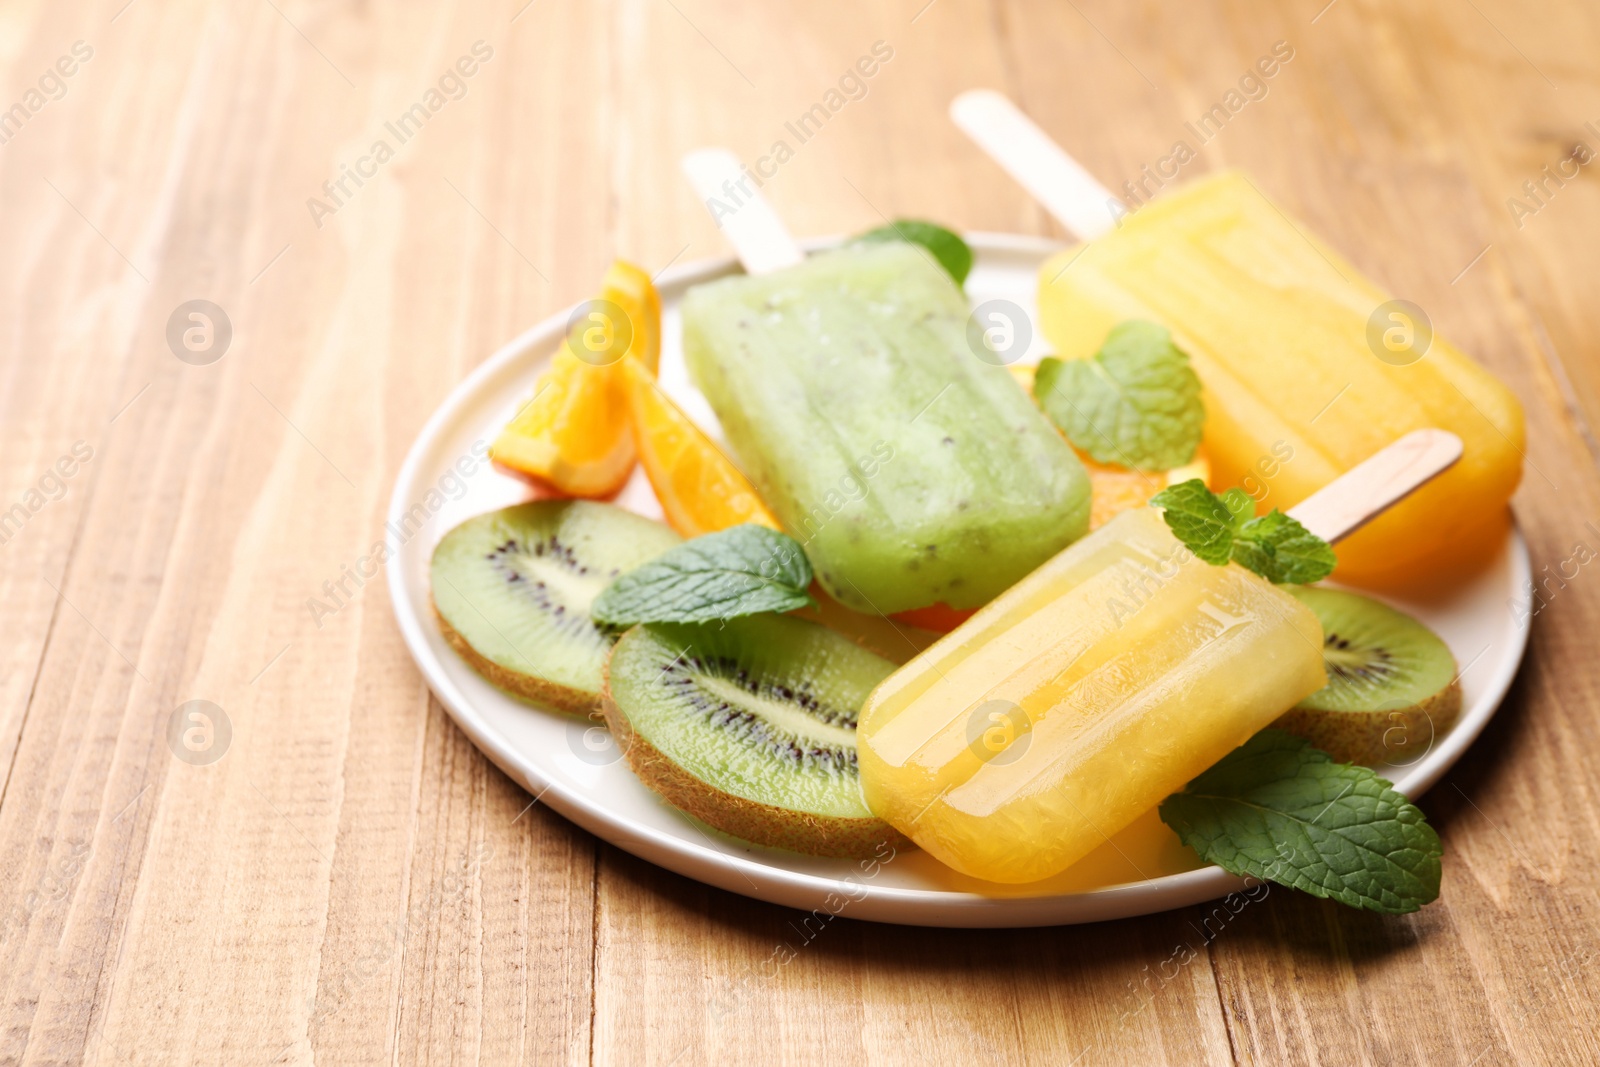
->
[4,0,1599,1063]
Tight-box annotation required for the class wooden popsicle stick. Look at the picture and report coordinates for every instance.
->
[949,89,1123,241]
[1286,429,1463,544]
[681,148,804,276]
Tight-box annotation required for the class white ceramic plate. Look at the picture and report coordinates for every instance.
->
[387,234,1531,927]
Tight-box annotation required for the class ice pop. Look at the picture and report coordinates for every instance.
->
[679,150,1090,615]
[857,429,1462,883]
[952,90,1525,587]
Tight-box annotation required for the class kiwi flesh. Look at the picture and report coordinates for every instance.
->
[430,501,681,715]
[1272,586,1461,768]
[602,614,910,858]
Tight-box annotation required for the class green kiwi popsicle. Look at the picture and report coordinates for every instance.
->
[681,241,1089,614]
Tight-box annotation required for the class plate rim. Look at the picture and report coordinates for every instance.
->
[385,233,1532,927]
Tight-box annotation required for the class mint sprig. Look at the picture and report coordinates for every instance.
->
[1149,479,1336,584]
[1229,510,1339,585]
[1033,320,1204,471]
[591,524,814,626]
[1146,479,1235,565]
[1159,729,1442,914]
[853,220,973,285]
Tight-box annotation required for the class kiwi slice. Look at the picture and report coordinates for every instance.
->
[602,614,909,858]
[430,501,681,714]
[1272,587,1461,767]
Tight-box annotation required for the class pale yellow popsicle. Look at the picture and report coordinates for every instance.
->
[856,507,1327,884]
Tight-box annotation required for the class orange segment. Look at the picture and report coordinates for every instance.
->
[599,260,661,374]
[890,603,978,634]
[1007,362,1039,392]
[1080,448,1211,529]
[621,360,780,537]
[491,339,635,497]
[490,259,660,498]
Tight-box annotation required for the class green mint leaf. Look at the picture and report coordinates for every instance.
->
[1235,511,1338,584]
[1226,536,1276,582]
[1032,320,1204,471]
[591,525,814,626]
[1148,479,1234,565]
[1159,729,1442,914]
[1219,487,1255,527]
[1150,481,1336,583]
[853,219,973,285]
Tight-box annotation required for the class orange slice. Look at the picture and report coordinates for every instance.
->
[890,603,978,634]
[599,260,661,374]
[621,359,780,537]
[491,339,635,497]
[1080,448,1211,529]
[490,259,660,498]
[1007,362,1039,392]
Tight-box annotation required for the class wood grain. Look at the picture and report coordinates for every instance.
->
[2,0,1598,1064]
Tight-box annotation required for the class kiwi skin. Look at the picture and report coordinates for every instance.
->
[600,636,910,860]
[1272,680,1461,768]
[433,601,597,716]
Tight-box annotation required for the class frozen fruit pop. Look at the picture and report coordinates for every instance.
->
[857,429,1462,884]
[679,150,1089,615]
[952,90,1525,587]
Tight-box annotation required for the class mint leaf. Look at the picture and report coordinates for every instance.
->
[591,525,814,626]
[854,220,973,284]
[1148,479,1233,565]
[1159,729,1442,914]
[1149,480,1336,584]
[1033,320,1204,471]
[1219,487,1255,525]
[1234,511,1337,584]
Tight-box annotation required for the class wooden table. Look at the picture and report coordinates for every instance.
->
[4,0,1597,1063]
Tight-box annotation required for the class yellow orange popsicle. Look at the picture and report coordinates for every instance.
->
[1037,171,1523,586]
